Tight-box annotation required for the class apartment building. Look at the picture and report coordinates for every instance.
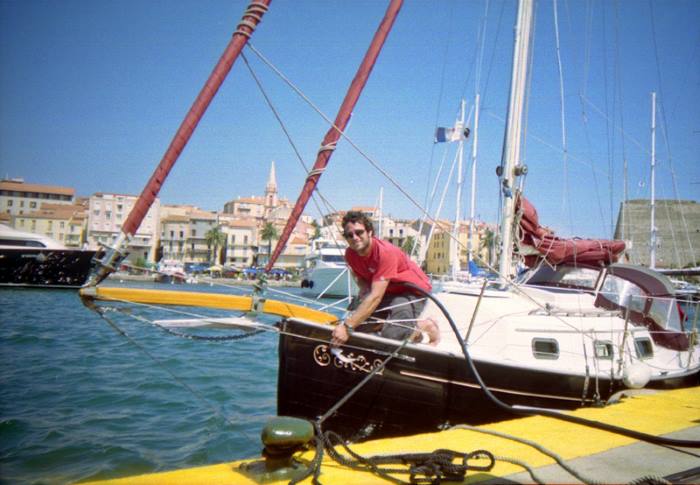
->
[424,220,492,275]
[12,203,88,247]
[0,178,75,216]
[221,218,257,267]
[160,214,190,261]
[87,193,160,262]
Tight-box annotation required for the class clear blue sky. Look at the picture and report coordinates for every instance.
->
[1,0,698,239]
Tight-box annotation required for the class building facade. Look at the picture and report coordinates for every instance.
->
[1,179,75,216]
[87,193,161,263]
[615,199,700,268]
[12,203,88,247]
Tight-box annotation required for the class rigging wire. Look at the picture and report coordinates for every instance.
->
[404,282,700,449]
[239,51,346,248]
[232,19,686,346]
[553,0,572,236]
[648,0,697,267]
[89,305,260,449]
[601,1,616,237]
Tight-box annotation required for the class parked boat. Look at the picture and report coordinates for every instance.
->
[300,238,357,299]
[0,224,98,288]
[155,259,187,284]
[77,0,699,456]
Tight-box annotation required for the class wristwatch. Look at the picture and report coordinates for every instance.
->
[341,320,354,334]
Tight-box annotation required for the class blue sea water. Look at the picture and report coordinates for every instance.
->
[0,283,324,484]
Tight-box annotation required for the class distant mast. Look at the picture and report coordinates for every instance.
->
[450,99,466,279]
[497,0,534,281]
[650,91,657,269]
[467,93,480,269]
[86,0,272,286]
[266,0,404,271]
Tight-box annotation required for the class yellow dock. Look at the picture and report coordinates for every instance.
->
[82,387,700,484]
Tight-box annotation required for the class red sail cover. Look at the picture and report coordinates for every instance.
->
[517,196,625,267]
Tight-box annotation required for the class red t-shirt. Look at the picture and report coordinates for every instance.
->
[345,237,432,295]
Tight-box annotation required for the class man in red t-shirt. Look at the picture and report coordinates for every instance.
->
[331,211,440,347]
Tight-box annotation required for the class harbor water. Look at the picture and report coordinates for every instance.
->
[0,283,329,484]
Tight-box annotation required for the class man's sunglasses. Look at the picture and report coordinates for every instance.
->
[343,229,366,239]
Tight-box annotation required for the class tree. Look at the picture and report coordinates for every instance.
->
[479,227,497,267]
[401,235,418,256]
[311,220,321,240]
[261,222,279,266]
[134,256,148,274]
[205,226,226,264]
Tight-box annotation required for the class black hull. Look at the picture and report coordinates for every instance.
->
[277,319,625,440]
[0,248,98,288]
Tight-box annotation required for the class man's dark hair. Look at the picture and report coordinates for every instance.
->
[342,211,374,234]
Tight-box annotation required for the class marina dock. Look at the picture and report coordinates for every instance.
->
[83,386,699,484]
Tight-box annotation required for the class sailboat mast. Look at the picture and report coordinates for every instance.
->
[451,100,466,278]
[378,187,384,239]
[86,1,272,286]
[266,0,404,271]
[497,0,534,280]
[650,91,657,269]
[468,93,480,267]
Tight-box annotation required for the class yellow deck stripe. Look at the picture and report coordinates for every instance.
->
[81,387,700,484]
[80,287,337,323]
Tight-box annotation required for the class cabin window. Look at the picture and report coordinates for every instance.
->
[0,238,45,248]
[599,275,645,313]
[634,338,654,359]
[532,338,559,359]
[648,296,682,332]
[594,340,614,359]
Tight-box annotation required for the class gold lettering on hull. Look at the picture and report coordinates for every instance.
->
[313,345,384,375]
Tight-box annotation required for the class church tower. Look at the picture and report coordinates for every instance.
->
[264,161,279,216]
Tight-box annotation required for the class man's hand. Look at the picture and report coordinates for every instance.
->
[331,322,350,347]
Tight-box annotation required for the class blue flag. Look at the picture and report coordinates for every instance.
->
[434,123,470,143]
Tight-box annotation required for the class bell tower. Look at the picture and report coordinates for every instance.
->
[265,161,278,215]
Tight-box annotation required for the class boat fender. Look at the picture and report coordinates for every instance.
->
[301,279,309,288]
[622,363,652,389]
[239,416,315,482]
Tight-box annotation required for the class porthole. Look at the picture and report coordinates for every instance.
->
[532,338,559,360]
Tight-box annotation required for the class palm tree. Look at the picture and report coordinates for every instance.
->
[401,235,418,257]
[205,226,226,265]
[311,220,321,240]
[479,227,497,267]
[260,222,279,266]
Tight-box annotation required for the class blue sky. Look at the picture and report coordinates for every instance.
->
[1,0,698,239]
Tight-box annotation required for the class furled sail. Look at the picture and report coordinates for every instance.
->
[265,0,404,271]
[86,0,272,286]
[517,196,626,267]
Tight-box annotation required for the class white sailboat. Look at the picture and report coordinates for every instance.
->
[78,0,699,443]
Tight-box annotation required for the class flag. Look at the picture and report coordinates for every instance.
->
[434,122,470,143]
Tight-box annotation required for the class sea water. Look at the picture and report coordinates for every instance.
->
[0,283,331,484]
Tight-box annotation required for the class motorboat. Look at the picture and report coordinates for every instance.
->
[300,238,357,299]
[0,224,98,288]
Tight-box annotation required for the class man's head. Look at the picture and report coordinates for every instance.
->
[342,211,373,256]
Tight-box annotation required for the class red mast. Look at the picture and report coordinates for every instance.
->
[87,1,271,286]
[265,0,403,271]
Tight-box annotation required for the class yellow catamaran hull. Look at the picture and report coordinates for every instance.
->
[80,286,338,324]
